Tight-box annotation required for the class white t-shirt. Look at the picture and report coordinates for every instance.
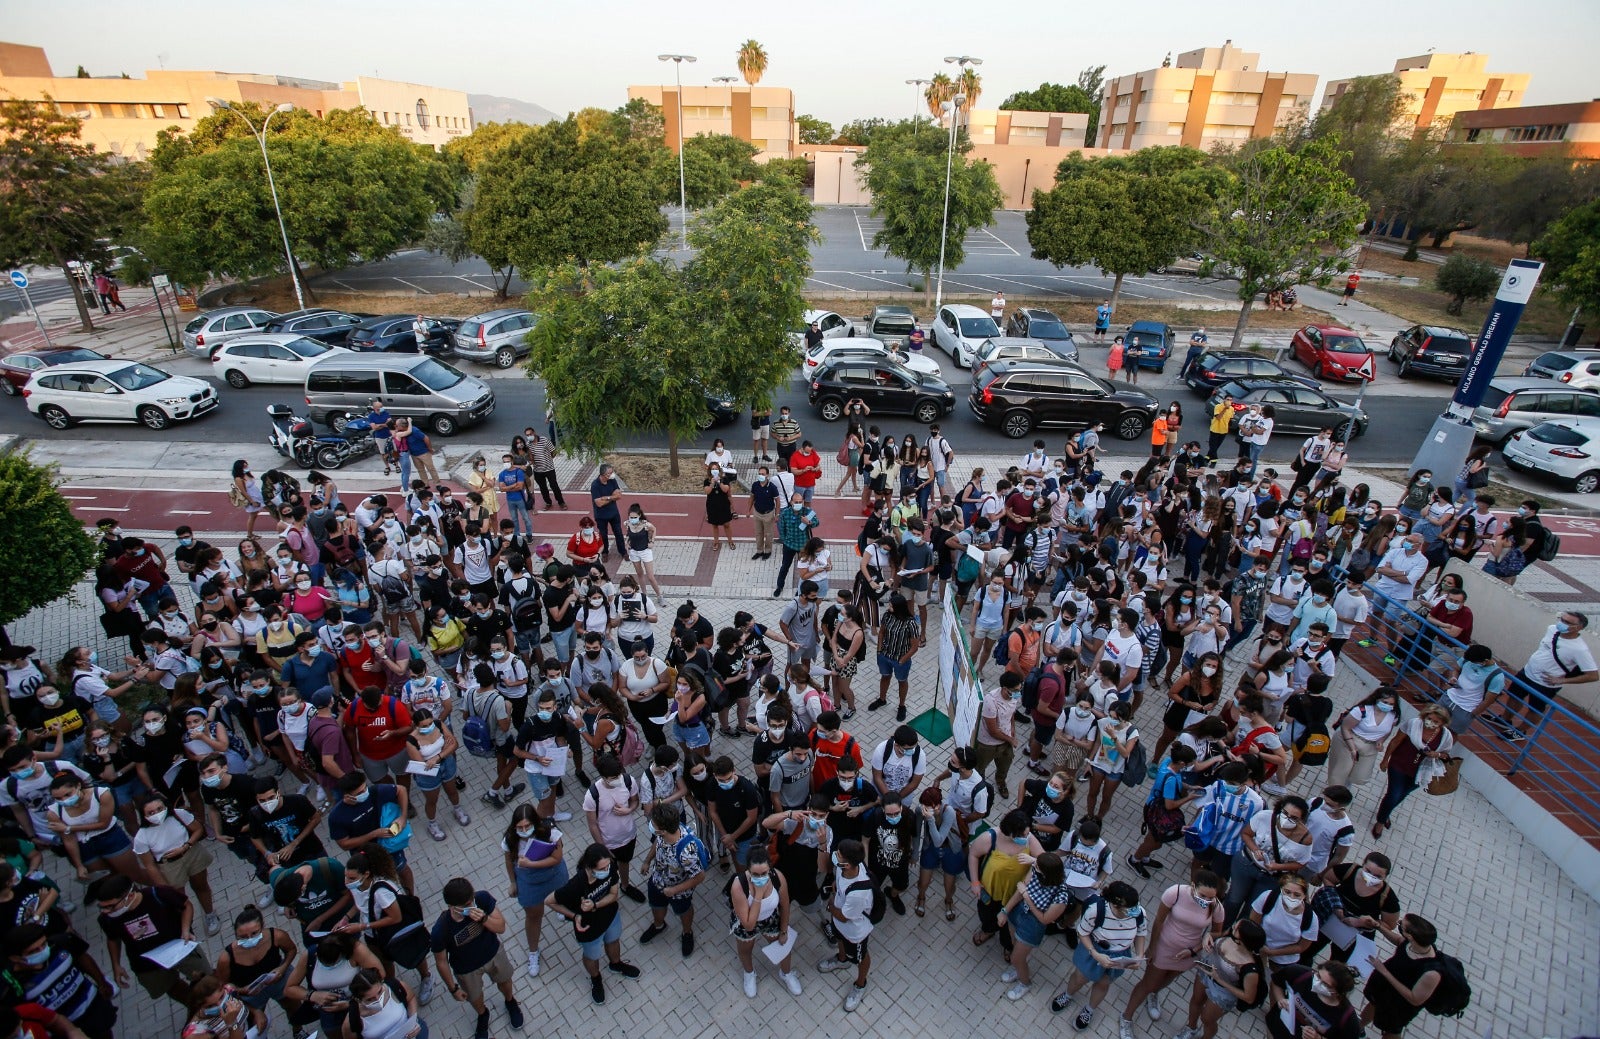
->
[831,867,875,942]
[132,808,196,861]
[454,540,494,585]
[0,762,92,837]
[1524,625,1598,687]
[1244,810,1311,870]
[1101,631,1143,676]
[1331,588,1370,638]
[869,741,925,792]
[1303,803,1355,876]
[1251,889,1319,964]
[1265,575,1306,625]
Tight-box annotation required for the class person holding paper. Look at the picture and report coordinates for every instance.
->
[402,708,470,842]
[1267,961,1363,1039]
[346,967,424,1039]
[1049,880,1149,1032]
[92,873,208,1008]
[512,686,573,823]
[728,845,801,999]
[545,844,642,1005]
[214,905,304,1032]
[181,976,252,1039]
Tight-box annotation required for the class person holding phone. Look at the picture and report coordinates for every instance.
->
[1050,880,1149,1032]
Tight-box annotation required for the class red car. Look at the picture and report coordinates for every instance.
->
[0,347,107,396]
[1291,324,1375,382]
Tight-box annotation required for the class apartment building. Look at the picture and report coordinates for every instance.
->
[1322,52,1529,131]
[1450,100,1600,161]
[0,41,473,158]
[1096,41,1317,152]
[626,83,794,160]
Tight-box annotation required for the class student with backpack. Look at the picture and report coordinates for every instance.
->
[1362,914,1470,1035]
[1049,880,1149,1031]
[638,802,709,959]
[1175,919,1271,1039]
[1249,874,1319,968]
[727,845,803,999]
[817,837,880,1013]
[1267,961,1363,1039]
[583,754,646,903]
[336,848,435,1004]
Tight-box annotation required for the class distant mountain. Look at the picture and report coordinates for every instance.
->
[467,94,560,127]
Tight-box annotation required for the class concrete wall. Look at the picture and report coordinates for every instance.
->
[806,144,1131,211]
[809,148,871,205]
[628,84,795,160]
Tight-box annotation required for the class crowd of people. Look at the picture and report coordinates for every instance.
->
[2,400,1558,1039]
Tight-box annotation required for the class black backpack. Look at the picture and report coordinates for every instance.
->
[845,878,887,925]
[1537,527,1561,562]
[503,576,544,633]
[1422,950,1473,1018]
[1019,663,1051,713]
[368,879,429,969]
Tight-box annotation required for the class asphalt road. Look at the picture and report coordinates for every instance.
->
[0,366,1447,464]
[307,207,1243,304]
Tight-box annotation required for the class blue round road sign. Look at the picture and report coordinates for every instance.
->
[8,271,26,289]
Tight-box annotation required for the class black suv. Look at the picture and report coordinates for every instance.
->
[809,357,954,424]
[1388,324,1473,382]
[970,359,1157,439]
[1185,351,1315,394]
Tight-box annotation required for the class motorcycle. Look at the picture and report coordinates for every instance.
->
[267,404,377,470]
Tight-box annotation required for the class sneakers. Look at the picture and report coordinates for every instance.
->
[607,960,641,978]
[1119,1019,1136,1039]
[427,820,446,841]
[843,984,865,1012]
[817,956,850,973]
[453,806,471,826]
[204,912,221,936]
[526,951,541,977]
[622,884,646,903]
[1000,966,1019,983]
[503,782,526,801]
[256,889,275,909]
[552,810,573,822]
[417,975,435,1005]
[867,699,887,712]
[481,791,505,809]
[1051,992,1077,1014]
[1145,992,1162,1020]
[1126,853,1153,880]
[680,932,695,957]
[1173,1028,1202,1039]
[888,892,906,915]
[840,707,855,721]
[590,974,606,1005]
[505,999,525,1030]
[743,971,758,998]
[639,923,668,944]
[896,706,907,721]
[782,971,803,996]
[1006,982,1030,1001]
[474,1010,491,1039]
[1261,781,1288,797]
[249,746,268,767]
[1074,1005,1095,1031]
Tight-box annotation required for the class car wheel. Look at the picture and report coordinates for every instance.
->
[1155,365,1166,374]
[315,445,346,470]
[1000,410,1033,439]
[0,380,16,397]
[38,405,71,429]
[1575,471,1600,495]
[1117,412,1148,440]
[1337,418,1361,441]
[817,397,844,422]
[328,412,351,434]
[913,400,941,425]
[1397,358,1412,378]
[430,414,458,437]
[137,405,170,431]
[494,347,517,369]
[224,369,250,388]
[696,410,717,430]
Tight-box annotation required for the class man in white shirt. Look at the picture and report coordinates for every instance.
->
[1329,572,1370,658]
[819,838,875,1012]
[869,725,926,800]
[1498,611,1598,741]
[1018,441,1048,480]
[925,425,955,495]
[1368,535,1427,624]
[990,292,1006,321]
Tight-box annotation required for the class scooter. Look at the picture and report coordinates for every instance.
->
[267,404,377,470]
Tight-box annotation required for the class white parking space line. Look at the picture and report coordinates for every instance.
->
[393,278,433,294]
[806,276,860,292]
[851,272,916,289]
[453,275,495,291]
[942,277,1000,294]
[974,227,1020,256]
[854,214,876,251]
[1129,279,1217,300]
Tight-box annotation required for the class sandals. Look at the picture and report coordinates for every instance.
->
[944,899,957,922]
[971,930,993,947]
[914,897,927,918]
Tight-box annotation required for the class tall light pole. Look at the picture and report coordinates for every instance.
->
[206,99,304,310]
[944,54,983,120]
[934,93,966,311]
[712,75,737,85]
[906,78,930,126]
[658,53,697,252]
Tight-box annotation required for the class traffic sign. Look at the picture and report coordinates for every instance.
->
[8,271,26,289]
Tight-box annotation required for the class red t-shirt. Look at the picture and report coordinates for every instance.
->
[1004,490,1036,532]
[1346,274,1360,290]
[342,694,413,761]
[809,728,862,790]
[791,449,822,488]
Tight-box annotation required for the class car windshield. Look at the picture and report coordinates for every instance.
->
[1530,423,1589,446]
[1216,381,1249,399]
[1479,387,1511,410]
[1427,333,1472,354]
[410,358,465,391]
[285,337,334,359]
[1325,335,1369,354]
[1536,353,1579,371]
[1027,319,1070,340]
[958,317,1001,339]
[54,349,104,363]
[106,364,170,391]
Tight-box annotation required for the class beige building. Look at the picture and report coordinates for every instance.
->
[1097,41,1317,152]
[1450,100,1600,161]
[964,108,1091,149]
[627,83,794,160]
[1322,52,1529,131]
[0,41,473,158]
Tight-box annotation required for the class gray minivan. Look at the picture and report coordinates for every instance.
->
[303,354,495,436]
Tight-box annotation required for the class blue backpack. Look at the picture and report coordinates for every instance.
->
[673,831,710,873]
[1182,799,1221,852]
[462,690,502,759]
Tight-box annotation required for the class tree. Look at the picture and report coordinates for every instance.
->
[834,118,890,146]
[0,453,99,630]
[958,68,982,114]
[1198,138,1365,346]
[0,100,140,332]
[1534,199,1600,319]
[796,114,834,145]
[526,182,816,475]
[75,65,89,79]
[614,97,665,143]
[142,103,443,296]
[1027,147,1224,311]
[1307,74,1410,206]
[858,123,1003,300]
[470,115,667,291]
[1483,157,1600,246]
[925,74,955,120]
[1077,64,1106,100]
[737,40,769,85]
[1435,254,1501,315]
[443,121,533,172]
[998,81,1100,146]
[677,134,760,208]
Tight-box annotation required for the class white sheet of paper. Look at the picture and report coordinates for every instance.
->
[1279,992,1297,1034]
[525,745,569,777]
[142,938,198,969]
[1352,934,1378,981]
[761,927,797,964]
[965,545,985,563]
[405,761,439,777]
[648,713,676,726]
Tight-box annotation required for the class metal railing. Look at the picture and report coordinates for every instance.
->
[1345,571,1600,833]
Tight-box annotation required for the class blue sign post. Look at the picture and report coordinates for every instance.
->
[7,269,53,348]
[9,270,27,290]
[1409,258,1544,479]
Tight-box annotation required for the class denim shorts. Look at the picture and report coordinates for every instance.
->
[1073,940,1127,983]
[876,652,911,681]
[919,842,965,876]
[1010,904,1047,948]
[80,826,133,862]
[577,912,623,961]
[413,753,458,792]
[525,771,552,800]
[674,720,711,749]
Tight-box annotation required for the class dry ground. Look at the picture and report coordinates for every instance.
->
[609,453,742,495]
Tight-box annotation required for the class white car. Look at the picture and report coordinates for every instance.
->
[1502,418,1600,493]
[24,359,218,430]
[211,334,352,387]
[789,309,853,349]
[932,303,1001,368]
[181,306,279,358]
[804,340,942,380]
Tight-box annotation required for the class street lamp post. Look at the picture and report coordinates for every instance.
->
[934,93,966,311]
[906,78,930,126]
[205,99,304,310]
[712,76,737,85]
[658,53,697,252]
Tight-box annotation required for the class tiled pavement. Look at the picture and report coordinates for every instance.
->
[9,524,1599,1039]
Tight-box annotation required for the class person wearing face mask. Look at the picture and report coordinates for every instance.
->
[857,790,915,917]
[509,687,569,820]
[396,707,468,842]
[344,965,423,1039]
[544,843,641,1006]
[976,671,1026,801]
[1249,872,1319,969]
[92,872,209,1008]
[723,844,801,1000]
[1224,796,1312,921]
[1266,960,1365,1039]
[1326,686,1401,790]
[1372,703,1454,840]
[214,905,303,1030]
[579,753,645,902]
[1015,769,1075,854]
[0,747,92,854]
[1440,642,1507,736]
[246,773,327,877]
[424,876,524,1039]
[1119,871,1225,1029]
[2,922,117,1036]
[1309,851,1402,968]
[1287,577,1339,647]
[747,465,781,561]
[1362,914,1456,1039]
[868,725,926,803]
[46,771,143,889]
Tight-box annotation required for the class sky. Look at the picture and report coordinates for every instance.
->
[4,0,1598,127]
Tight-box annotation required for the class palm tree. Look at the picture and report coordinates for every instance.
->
[925,73,955,120]
[737,40,768,85]
[958,68,982,115]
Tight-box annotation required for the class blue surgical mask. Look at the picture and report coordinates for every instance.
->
[536,710,554,722]
[750,873,771,887]
[884,812,902,824]
[10,765,36,782]
[201,774,222,788]
[1376,701,1395,713]
[1222,783,1241,796]
[593,868,611,881]
[1556,621,1571,635]
[58,793,81,808]
[417,724,436,735]
[237,934,264,949]
[805,817,822,831]
[351,789,369,803]
[22,946,49,967]
[717,779,735,790]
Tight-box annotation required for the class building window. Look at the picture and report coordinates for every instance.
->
[749,107,767,120]
[149,103,165,118]
[175,103,189,118]
[1465,128,1481,142]
[1506,124,1568,142]
[415,99,430,130]
[1166,122,1185,135]
[405,112,412,125]
[765,138,789,151]
[381,111,389,124]
[1172,90,1191,104]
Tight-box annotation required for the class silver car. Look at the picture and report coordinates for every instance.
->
[1471,376,1600,445]
[453,308,538,368]
[181,306,278,358]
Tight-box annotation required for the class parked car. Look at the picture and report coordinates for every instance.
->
[1004,308,1078,359]
[1124,320,1175,372]
[971,337,1078,379]
[804,341,942,380]
[701,392,740,429]
[1184,351,1316,395]
[1502,418,1600,493]
[181,306,278,358]
[861,305,920,352]
[1207,376,1368,438]
[23,359,218,430]
[1290,323,1376,382]
[262,309,365,345]
[1388,324,1474,381]
[209,334,352,387]
[969,359,1157,440]
[1469,377,1600,445]
[452,308,538,368]
[346,314,460,356]
[0,347,107,396]
[304,354,494,436]
[789,309,853,349]
[932,304,1001,368]
[808,357,955,425]
[1524,350,1600,390]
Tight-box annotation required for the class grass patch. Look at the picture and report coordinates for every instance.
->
[1354,280,1572,339]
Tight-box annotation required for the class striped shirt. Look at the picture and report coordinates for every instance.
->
[879,615,921,659]
[1076,897,1148,952]
[771,417,802,446]
[527,436,556,472]
[1201,781,1266,855]
[11,946,101,1021]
